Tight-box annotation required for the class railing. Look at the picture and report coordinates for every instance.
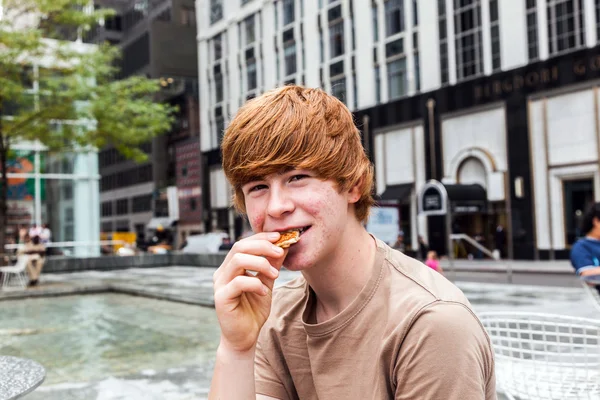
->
[449,233,512,283]
[4,241,128,257]
[4,240,126,250]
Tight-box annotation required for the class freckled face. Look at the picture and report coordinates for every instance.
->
[242,170,355,271]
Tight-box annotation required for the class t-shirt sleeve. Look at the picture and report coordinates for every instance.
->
[394,302,497,400]
[570,242,599,275]
[254,331,289,400]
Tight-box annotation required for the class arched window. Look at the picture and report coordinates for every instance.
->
[458,157,487,189]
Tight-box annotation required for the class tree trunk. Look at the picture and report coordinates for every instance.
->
[0,102,7,266]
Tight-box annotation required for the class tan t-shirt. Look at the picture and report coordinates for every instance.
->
[255,239,496,399]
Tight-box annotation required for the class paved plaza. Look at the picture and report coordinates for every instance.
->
[0,266,598,399]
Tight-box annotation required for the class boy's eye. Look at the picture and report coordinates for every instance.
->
[290,174,308,182]
[249,184,267,192]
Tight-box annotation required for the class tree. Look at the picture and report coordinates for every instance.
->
[0,0,176,252]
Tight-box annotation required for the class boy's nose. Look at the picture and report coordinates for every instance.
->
[266,188,295,218]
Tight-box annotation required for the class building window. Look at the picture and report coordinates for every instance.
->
[439,0,449,84]
[490,0,501,71]
[596,0,600,42]
[284,41,297,76]
[181,165,188,177]
[180,6,196,26]
[547,0,585,55]
[319,25,324,63]
[132,194,152,213]
[101,201,113,217]
[372,2,379,42]
[63,184,73,200]
[210,0,223,24]
[372,65,380,104]
[213,34,222,62]
[331,76,346,102]
[101,221,113,233]
[189,198,197,211]
[412,0,418,26]
[414,52,420,92]
[116,198,129,215]
[283,0,295,26]
[247,60,257,91]
[454,0,483,81]
[527,0,539,60]
[215,72,223,103]
[388,57,407,100]
[385,0,405,37]
[329,20,345,58]
[215,108,225,144]
[245,14,255,45]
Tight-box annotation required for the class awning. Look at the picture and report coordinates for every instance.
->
[444,184,487,202]
[146,217,178,230]
[445,184,487,213]
[377,183,413,202]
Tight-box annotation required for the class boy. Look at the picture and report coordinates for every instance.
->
[210,86,496,399]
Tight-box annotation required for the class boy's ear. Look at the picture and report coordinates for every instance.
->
[348,177,363,204]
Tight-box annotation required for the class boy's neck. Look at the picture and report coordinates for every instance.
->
[301,220,377,323]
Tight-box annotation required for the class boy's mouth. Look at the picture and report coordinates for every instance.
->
[298,226,310,235]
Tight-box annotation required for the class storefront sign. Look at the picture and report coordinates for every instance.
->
[474,66,559,101]
[419,180,448,216]
[453,204,484,214]
[474,52,600,102]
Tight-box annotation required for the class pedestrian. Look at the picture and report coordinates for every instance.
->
[17,235,46,286]
[425,250,443,274]
[495,224,506,259]
[392,232,405,252]
[417,235,428,260]
[209,85,496,399]
[570,202,600,294]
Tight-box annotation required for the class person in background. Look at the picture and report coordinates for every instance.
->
[18,235,46,286]
[218,236,233,251]
[40,224,51,245]
[179,232,188,250]
[495,224,506,259]
[392,232,405,252]
[425,250,444,274]
[570,202,600,293]
[417,235,429,260]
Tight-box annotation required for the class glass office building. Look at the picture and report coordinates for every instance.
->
[8,141,100,257]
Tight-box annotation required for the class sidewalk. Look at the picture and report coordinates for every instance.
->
[439,259,573,274]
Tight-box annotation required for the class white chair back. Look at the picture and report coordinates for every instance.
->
[479,312,600,400]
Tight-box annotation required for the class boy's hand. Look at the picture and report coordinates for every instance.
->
[213,232,286,353]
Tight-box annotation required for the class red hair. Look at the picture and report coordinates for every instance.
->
[221,85,374,223]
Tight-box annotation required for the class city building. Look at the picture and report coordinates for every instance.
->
[86,0,201,241]
[197,0,600,260]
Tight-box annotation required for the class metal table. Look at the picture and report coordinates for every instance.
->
[0,356,45,400]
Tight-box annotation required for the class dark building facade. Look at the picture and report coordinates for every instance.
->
[88,0,201,239]
[354,46,600,260]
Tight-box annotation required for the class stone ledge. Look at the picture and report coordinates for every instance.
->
[44,253,227,274]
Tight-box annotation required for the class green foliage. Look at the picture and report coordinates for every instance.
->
[0,0,176,160]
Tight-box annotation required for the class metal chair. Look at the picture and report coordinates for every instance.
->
[0,255,30,290]
[479,312,600,400]
[581,275,600,313]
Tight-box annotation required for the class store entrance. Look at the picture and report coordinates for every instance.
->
[451,206,507,259]
[563,178,594,246]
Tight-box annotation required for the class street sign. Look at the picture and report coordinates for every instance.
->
[418,180,448,216]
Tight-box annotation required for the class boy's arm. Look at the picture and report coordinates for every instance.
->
[394,302,497,400]
[570,242,600,275]
[209,345,258,400]
[209,344,283,400]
